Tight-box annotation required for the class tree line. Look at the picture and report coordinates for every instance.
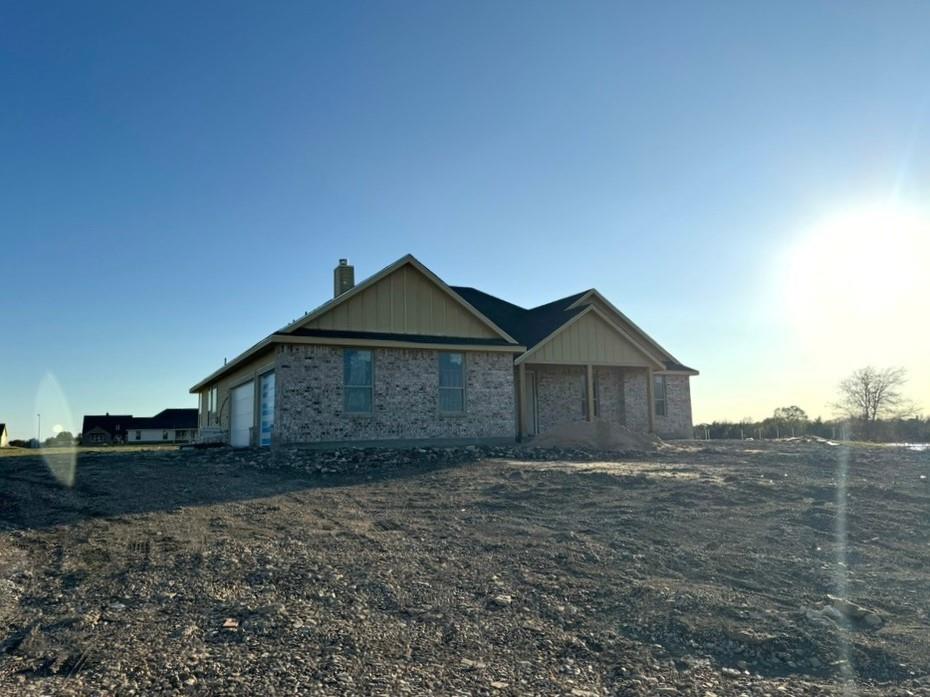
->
[695,366,928,443]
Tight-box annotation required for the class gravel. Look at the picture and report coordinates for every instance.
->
[0,439,928,695]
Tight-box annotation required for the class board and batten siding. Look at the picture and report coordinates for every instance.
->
[527,312,655,366]
[300,264,499,339]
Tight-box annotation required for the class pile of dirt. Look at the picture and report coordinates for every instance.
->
[528,419,660,451]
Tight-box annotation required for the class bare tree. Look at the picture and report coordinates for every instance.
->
[834,366,913,423]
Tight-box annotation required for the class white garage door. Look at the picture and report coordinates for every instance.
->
[230,381,255,448]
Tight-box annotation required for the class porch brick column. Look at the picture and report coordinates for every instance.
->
[585,364,595,422]
[518,362,527,440]
[646,367,656,433]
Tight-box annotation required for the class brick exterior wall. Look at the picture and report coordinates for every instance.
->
[593,367,624,423]
[533,365,587,434]
[623,368,650,433]
[655,374,693,439]
[274,344,515,444]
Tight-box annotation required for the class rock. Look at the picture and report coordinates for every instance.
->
[460,658,486,670]
[863,612,883,628]
[490,594,513,608]
[827,595,869,619]
[490,680,509,689]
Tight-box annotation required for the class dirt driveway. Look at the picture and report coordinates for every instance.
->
[1,441,928,695]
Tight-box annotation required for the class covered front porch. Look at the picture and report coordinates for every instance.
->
[516,363,656,440]
[512,303,667,441]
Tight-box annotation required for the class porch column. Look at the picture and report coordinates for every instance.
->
[517,363,527,441]
[585,364,595,422]
[646,367,656,433]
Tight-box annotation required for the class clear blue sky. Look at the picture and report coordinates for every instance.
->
[3,1,929,440]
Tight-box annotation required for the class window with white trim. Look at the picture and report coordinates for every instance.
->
[438,352,465,413]
[207,386,218,425]
[344,349,373,414]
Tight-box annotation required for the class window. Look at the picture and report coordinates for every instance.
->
[593,371,600,417]
[438,352,465,413]
[344,349,373,413]
[135,431,141,441]
[654,374,668,417]
[162,430,169,441]
[207,386,218,425]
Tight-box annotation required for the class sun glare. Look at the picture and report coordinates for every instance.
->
[785,202,929,315]
[778,201,930,398]
[783,203,930,347]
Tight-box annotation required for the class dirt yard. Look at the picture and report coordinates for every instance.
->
[1,440,928,696]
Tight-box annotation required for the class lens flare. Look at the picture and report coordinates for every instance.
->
[34,372,77,487]
[835,446,854,692]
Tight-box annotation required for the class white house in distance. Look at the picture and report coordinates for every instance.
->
[126,409,199,443]
[81,409,198,445]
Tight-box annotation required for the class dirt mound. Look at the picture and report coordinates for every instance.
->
[528,420,659,451]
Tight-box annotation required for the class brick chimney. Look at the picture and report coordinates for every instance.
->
[333,258,355,298]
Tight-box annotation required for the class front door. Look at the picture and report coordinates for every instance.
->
[230,381,255,448]
[525,370,538,436]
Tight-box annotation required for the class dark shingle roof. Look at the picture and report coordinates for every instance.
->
[128,409,198,430]
[282,329,515,347]
[81,410,198,435]
[81,415,133,436]
[450,287,589,348]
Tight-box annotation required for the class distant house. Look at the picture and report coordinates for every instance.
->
[80,414,132,445]
[0,423,8,448]
[81,410,198,445]
[126,409,198,443]
[190,254,698,448]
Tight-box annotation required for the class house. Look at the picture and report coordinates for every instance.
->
[81,414,133,445]
[190,255,697,448]
[0,423,8,448]
[125,409,199,444]
[81,410,198,445]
